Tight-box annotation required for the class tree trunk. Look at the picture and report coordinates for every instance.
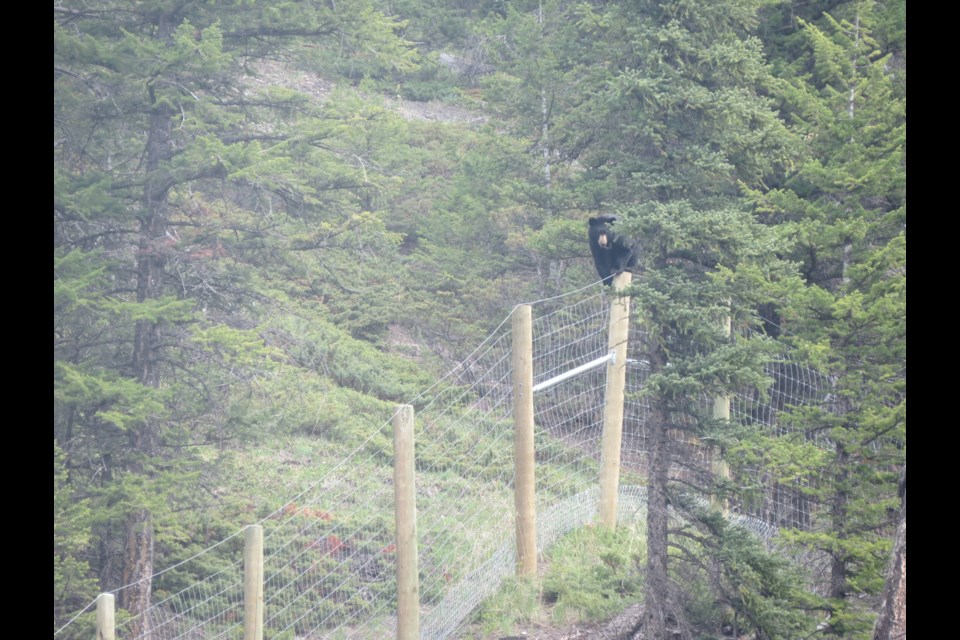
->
[873,471,906,640]
[121,507,154,636]
[537,1,552,216]
[645,395,672,640]
[830,443,849,601]
[121,14,175,634]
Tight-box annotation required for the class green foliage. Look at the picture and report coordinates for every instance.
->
[528,3,811,637]
[271,312,433,404]
[475,524,645,636]
[54,1,904,637]
[54,443,98,637]
[543,525,645,622]
[54,0,426,630]
[677,513,820,640]
[415,412,514,479]
[735,4,905,636]
[474,576,543,635]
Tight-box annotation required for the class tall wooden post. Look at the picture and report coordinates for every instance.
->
[96,593,115,640]
[711,311,732,513]
[599,271,632,528]
[512,304,537,576]
[243,524,264,640]
[393,404,420,640]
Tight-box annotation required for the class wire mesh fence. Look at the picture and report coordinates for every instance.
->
[57,283,868,640]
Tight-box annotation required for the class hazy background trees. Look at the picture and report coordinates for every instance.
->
[55,1,904,637]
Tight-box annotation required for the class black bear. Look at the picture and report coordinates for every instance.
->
[588,214,637,286]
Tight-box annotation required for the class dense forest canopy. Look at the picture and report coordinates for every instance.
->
[55,1,904,638]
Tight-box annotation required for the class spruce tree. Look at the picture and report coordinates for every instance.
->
[493,1,802,636]
[745,1,905,635]
[55,2,413,632]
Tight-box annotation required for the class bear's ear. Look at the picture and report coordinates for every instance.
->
[588,217,598,225]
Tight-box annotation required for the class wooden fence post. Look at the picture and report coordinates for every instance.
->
[393,404,420,640]
[512,304,537,576]
[96,592,115,640]
[244,524,264,640]
[599,271,632,528]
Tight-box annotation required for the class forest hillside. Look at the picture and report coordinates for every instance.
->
[55,1,905,638]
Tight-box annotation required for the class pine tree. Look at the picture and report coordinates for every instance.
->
[477,0,824,635]
[745,2,905,635]
[520,1,802,636]
[54,443,98,637]
[54,2,413,632]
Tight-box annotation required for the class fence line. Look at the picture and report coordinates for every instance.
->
[63,282,858,640]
